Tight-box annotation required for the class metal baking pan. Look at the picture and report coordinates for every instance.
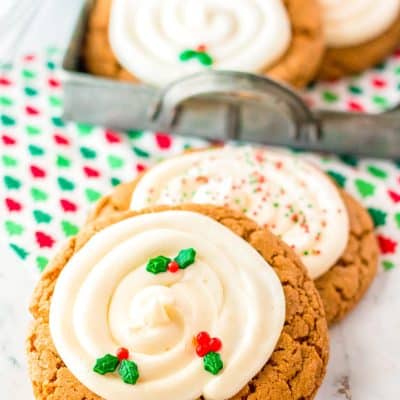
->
[61,0,400,158]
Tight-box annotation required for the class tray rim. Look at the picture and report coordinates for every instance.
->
[60,0,395,118]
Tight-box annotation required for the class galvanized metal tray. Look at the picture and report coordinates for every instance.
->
[61,0,400,158]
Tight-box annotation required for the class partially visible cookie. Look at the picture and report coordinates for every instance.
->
[27,205,329,400]
[268,0,324,87]
[318,1,400,79]
[83,0,324,87]
[87,147,379,325]
[315,190,378,323]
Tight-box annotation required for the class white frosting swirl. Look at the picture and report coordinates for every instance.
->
[50,211,285,400]
[109,0,291,86]
[321,0,400,47]
[130,147,349,279]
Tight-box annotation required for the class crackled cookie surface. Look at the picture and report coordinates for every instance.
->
[28,205,329,400]
[50,210,285,400]
[83,0,324,87]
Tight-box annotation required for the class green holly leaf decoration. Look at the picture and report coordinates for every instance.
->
[118,359,139,385]
[93,354,119,375]
[179,49,197,62]
[175,248,196,269]
[197,52,213,66]
[203,352,223,375]
[146,255,171,274]
[179,49,214,66]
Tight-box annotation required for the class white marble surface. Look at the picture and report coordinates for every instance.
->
[0,242,35,400]
[1,1,400,399]
[0,0,83,62]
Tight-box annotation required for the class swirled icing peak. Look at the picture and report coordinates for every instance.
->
[50,211,285,400]
[130,147,350,279]
[321,0,400,47]
[109,0,291,86]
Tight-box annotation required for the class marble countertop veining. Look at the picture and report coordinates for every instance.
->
[0,2,83,398]
[1,243,35,400]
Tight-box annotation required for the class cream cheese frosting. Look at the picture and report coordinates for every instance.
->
[130,147,350,279]
[109,0,292,86]
[321,0,400,47]
[50,210,285,400]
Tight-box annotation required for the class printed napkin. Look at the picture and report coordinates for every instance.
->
[0,48,399,274]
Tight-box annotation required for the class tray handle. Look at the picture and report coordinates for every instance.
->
[149,71,321,142]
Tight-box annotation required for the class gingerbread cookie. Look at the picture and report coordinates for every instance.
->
[88,147,379,324]
[83,0,324,87]
[318,0,400,79]
[27,205,328,400]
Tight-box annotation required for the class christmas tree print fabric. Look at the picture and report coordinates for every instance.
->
[0,48,399,274]
[303,48,400,113]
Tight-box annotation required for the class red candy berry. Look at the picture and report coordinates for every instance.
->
[196,331,211,346]
[168,261,180,273]
[196,344,210,357]
[197,44,207,52]
[209,337,222,352]
[116,347,129,361]
[195,331,222,357]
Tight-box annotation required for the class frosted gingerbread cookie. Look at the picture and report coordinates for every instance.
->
[318,0,400,79]
[83,0,324,87]
[90,147,379,324]
[27,205,328,400]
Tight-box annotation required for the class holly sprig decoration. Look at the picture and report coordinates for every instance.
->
[179,44,213,67]
[146,248,196,274]
[203,352,224,376]
[119,359,140,385]
[93,354,119,375]
[194,331,224,375]
[93,347,139,385]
